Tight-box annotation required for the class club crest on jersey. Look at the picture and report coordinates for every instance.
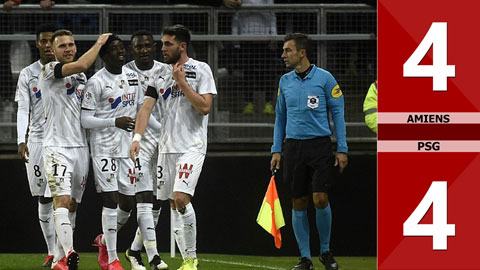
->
[179,163,193,179]
[33,87,41,99]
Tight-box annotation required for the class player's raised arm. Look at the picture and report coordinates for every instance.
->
[130,95,156,162]
[58,33,112,77]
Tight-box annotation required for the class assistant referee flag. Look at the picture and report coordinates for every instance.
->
[256,174,285,249]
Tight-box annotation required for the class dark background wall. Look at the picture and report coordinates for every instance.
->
[0,149,376,256]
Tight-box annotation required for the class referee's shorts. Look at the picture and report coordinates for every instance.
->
[283,136,334,198]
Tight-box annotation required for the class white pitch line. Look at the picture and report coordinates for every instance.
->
[200,258,285,270]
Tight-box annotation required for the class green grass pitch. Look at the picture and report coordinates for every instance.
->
[0,253,376,270]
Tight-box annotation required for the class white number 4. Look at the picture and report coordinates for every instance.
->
[403,22,455,91]
[403,181,455,250]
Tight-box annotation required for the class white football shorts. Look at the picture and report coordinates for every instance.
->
[43,146,89,202]
[25,141,51,197]
[157,152,205,201]
[133,149,158,194]
[92,156,136,196]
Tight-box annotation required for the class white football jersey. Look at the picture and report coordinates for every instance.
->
[82,66,144,158]
[38,61,87,147]
[147,58,217,154]
[124,60,168,158]
[14,60,45,143]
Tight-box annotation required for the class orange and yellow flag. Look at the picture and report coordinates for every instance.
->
[256,174,285,249]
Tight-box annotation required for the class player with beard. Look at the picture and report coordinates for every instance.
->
[124,30,168,270]
[81,35,142,270]
[131,24,217,270]
[15,23,58,268]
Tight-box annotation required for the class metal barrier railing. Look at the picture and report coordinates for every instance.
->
[0,4,377,143]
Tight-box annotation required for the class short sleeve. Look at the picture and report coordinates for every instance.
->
[198,63,217,95]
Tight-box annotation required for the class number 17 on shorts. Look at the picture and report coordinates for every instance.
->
[378,1,480,269]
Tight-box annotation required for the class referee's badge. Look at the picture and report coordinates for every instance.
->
[331,84,343,98]
[307,95,319,109]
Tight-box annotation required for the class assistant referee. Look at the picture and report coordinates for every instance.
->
[270,33,348,270]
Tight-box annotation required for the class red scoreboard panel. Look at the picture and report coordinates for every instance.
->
[378,1,480,269]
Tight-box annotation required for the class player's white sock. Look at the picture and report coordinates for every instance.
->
[117,207,131,231]
[137,203,158,262]
[130,227,143,251]
[172,208,186,258]
[53,207,73,256]
[180,203,197,259]
[38,201,55,255]
[68,210,76,231]
[102,207,118,264]
[130,207,162,252]
[153,207,161,226]
[53,237,65,262]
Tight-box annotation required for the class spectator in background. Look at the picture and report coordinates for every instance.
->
[232,0,278,115]
[363,80,377,134]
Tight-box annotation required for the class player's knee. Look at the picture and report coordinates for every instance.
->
[292,197,309,210]
[118,194,135,212]
[174,194,190,211]
[101,191,119,209]
[54,196,70,209]
[69,199,78,212]
[313,193,329,209]
[135,191,153,204]
[169,199,176,210]
[38,196,53,204]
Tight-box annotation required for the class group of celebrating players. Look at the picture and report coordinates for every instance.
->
[15,23,216,270]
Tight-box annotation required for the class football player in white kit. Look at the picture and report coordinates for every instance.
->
[38,29,112,270]
[131,25,217,270]
[15,23,57,268]
[124,30,168,270]
[80,35,142,270]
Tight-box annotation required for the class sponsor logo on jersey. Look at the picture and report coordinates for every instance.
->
[331,84,343,98]
[33,87,41,99]
[169,84,185,99]
[109,92,136,109]
[185,71,196,79]
[183,63,197,70]
[159,87,171,100]
[109,96,122,109]
[128,79,138,86]
[178,163,193,179]
[75,86,85,101]
[126,72,137,79]
[66,83,75,95]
